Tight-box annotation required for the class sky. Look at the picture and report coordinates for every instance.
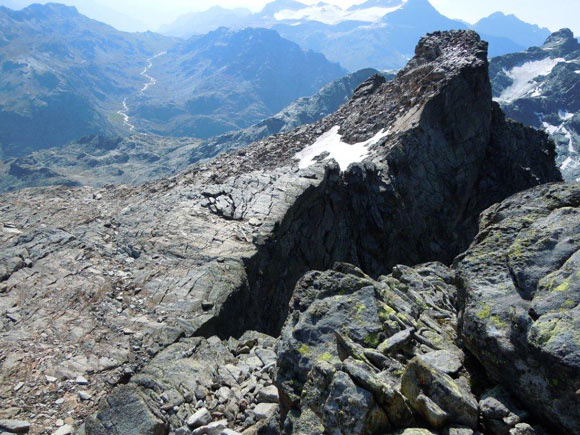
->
[430,0,580,35]
[1,0,579,35]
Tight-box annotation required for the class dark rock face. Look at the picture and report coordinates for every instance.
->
[455,183,580,433]
[0,31,561,433]
[212,30,559,336]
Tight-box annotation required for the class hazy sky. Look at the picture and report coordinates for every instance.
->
[431,0,580,34]
[1,0,579,34]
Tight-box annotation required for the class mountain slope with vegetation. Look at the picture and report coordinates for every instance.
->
[0,3,174,157]
[129,27,346,138]
[0,4,345,157]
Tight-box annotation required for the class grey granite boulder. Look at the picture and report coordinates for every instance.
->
[455,183,580,433]
[84,385,167,435]
[401,358,478,429]
[276,262,472,433]
[479,386,528,435]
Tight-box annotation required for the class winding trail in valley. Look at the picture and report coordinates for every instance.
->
[117,51,167,132]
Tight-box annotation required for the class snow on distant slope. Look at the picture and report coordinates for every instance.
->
[498,57,565,101]
[275,1,406,25]
[559,110,574,121]
[295,125,390,170]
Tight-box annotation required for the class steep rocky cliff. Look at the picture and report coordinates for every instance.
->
[0,31,561,434]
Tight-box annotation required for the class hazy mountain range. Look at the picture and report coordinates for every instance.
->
[160,0,551,71]
[0,0,568,174]
[0,3,174,157]
[0,3,345,158]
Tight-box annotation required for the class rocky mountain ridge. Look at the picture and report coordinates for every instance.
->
[490,28,580,181]
[0,30,566,434]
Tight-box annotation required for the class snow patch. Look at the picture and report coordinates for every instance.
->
[562,126,575,153]
[295,126,390,170]
[498,57,565,102]
[561,157,573,170]
[543,121,575,153]
[542,122,559,136]
[559,110,574,121]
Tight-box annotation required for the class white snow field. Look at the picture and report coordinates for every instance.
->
[498,57,565,101]
[275,0,406,25]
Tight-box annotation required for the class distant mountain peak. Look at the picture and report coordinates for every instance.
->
[387,0,440,18]
[399,0,435,9]
[473,10,551,50]
[22,2,80,19]
[486,11,515,19]
[543,28,579,51]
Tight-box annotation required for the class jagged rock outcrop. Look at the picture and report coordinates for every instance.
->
[0,31,560,433]
[275,259,560,434]
[276,262,477,434]
[455,182,580,433]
